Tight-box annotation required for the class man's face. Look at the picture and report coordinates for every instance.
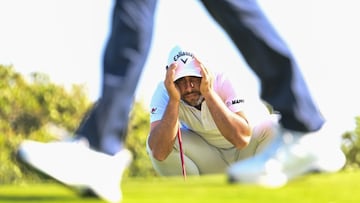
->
[175,76,204,107]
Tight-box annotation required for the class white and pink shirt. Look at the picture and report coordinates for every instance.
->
[149,72,271,149]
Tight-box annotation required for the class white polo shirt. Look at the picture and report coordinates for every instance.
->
[149,72,270,149]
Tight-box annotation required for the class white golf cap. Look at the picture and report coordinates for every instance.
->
[167,45,202,81]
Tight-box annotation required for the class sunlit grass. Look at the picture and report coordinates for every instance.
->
[0,170,359,203]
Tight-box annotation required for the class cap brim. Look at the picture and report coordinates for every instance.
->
[174,71,202,81]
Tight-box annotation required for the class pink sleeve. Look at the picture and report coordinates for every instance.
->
[213,73,246,113]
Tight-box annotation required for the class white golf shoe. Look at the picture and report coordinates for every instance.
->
[227,124,346,188]
[17,140,132,203]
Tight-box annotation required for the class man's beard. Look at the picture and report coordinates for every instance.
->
[182,92,204,107]
[193,95,204,107]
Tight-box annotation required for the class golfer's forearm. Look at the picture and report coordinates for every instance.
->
[148,100,179,161]
[203,91,251,149]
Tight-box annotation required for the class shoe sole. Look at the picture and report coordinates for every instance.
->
[16,147,98,198]
[228,155,339,188]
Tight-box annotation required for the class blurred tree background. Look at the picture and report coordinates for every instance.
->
[0,64,155,184]
[0,64,359,185]
[342,116,360,169]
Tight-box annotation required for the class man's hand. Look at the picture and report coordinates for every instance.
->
[196,58,213,96]
[164,63,181,101]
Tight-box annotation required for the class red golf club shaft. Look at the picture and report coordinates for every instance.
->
[177,128,186,179]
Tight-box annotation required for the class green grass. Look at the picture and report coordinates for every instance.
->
[1,170,360,203]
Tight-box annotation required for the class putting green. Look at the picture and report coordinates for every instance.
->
[0,170,359,203]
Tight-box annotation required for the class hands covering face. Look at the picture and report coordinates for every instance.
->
[164,58,213,102]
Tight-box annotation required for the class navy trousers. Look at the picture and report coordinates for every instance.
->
[76,0,324,154]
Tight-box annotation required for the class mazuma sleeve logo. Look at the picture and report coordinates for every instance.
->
[226,99,245,107]
[232,99,244,104]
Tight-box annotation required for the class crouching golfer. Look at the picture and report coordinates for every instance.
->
[146,46,277,176]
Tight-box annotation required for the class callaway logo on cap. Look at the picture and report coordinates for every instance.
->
[167,45,202,81]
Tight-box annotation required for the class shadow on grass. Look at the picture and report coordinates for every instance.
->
[0,195,73,202]
[0,194,98,202]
